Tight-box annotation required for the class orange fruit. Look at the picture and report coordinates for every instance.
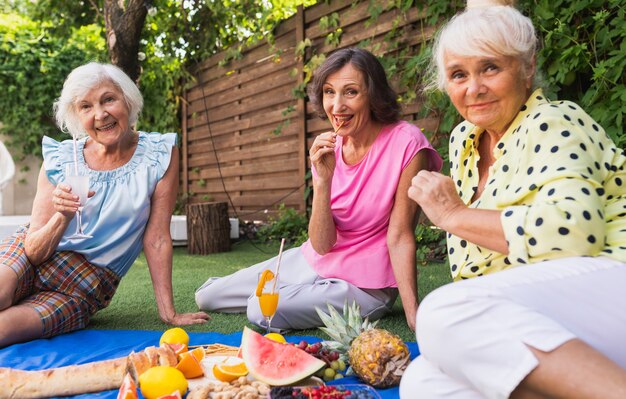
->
[213,362,248,383]
[189,347,205,361]
[175,352,204,379]
[255,270,275,296]
[177,346,204,362]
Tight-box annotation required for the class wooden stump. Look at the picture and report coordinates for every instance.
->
[186,202,231,254]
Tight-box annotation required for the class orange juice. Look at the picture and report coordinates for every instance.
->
[259,292,279,317]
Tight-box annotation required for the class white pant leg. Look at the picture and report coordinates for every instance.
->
[195,246,397,330]
[400,356,483,399]
[403,257,626,399]
[194,247,309,312]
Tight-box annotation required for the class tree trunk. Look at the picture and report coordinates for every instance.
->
[103,0,148,82]
[186,202,231,255]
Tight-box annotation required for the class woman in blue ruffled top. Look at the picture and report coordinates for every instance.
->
[0,63,209,347]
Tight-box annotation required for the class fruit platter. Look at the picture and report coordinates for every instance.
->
[0,301,411,399]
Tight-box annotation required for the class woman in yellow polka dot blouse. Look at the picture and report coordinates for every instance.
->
[401,1,626,398]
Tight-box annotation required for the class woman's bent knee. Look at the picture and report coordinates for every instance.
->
[416,283,486,361]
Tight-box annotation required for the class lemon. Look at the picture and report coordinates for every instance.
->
[139,366,188,399]
[159,327,190,346]
[264,332,287,343]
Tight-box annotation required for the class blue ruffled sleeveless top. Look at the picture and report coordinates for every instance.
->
[42,132,177,277]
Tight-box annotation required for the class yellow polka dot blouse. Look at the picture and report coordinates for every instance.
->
[448,89,626,281]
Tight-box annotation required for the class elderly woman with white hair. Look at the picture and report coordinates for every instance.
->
[0,62,209,347]
[401,1,626,398]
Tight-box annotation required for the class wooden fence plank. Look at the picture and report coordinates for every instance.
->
[182,0,437,222]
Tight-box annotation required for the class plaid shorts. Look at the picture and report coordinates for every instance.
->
[0,225,121,338]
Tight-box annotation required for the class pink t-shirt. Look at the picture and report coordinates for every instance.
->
[300,121,442,288]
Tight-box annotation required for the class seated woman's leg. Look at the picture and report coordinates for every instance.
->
[195,247,305,313]
[0,304,43,347]
[405,257,626,399]
[0,228,32,310]
[0,266,18,310]
[399,355,484,398]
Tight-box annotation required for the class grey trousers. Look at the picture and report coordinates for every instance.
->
[194,246,398,331]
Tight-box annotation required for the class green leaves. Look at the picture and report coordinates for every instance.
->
[0,13,106,158]
[527,0,626,146]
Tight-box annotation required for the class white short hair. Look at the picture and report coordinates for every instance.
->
[53,62,143,138]
[431,5,537,91]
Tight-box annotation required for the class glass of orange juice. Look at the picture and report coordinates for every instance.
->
[256,271,279,334]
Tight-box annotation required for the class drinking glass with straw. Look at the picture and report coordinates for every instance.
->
[256,238,285,334]
[64,135,92,239]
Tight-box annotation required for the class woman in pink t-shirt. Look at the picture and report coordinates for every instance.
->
[195,48,442,332]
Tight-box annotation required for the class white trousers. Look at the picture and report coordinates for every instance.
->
[400,256,626,399]
[194,247,398,331]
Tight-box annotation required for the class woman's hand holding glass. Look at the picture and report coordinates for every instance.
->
[61,163,93,239]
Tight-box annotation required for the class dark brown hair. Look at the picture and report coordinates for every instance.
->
[307,47,401,124]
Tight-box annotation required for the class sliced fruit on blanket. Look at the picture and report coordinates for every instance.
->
[213,362,248,383]
[166,343,188,357]
[240,326,325,385]
[175,350,204,379]
[116,373,138,399]
[139,366,188,399]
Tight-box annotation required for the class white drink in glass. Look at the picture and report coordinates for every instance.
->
[64,163,92,239]
[65,175,89,208]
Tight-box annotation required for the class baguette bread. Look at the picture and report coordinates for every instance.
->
[0,358,126,399]
[0,343,178,398]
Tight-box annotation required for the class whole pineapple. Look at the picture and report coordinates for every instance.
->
[315,301,411,388]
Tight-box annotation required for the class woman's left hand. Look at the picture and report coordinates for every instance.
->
[408,170,466,230]
[165,311,211,326]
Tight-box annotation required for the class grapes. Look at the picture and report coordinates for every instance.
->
[269,385,376,399]
[293,339,349,383]
[323,368,336,381]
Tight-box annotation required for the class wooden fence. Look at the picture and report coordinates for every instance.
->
[182,0,440,221]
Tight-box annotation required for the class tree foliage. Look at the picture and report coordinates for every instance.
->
[0,0,314,158]
[0,13,107,158]
[1,0,624,160]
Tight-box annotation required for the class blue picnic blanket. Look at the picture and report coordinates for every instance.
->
[0,330,418,399]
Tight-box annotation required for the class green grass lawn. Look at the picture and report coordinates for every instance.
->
[89,240,452,342]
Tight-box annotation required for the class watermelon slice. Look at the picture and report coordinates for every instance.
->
[240,327,325,386]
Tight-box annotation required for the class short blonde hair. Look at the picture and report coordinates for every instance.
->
[53,62,143,138]
[430,4,537,91]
